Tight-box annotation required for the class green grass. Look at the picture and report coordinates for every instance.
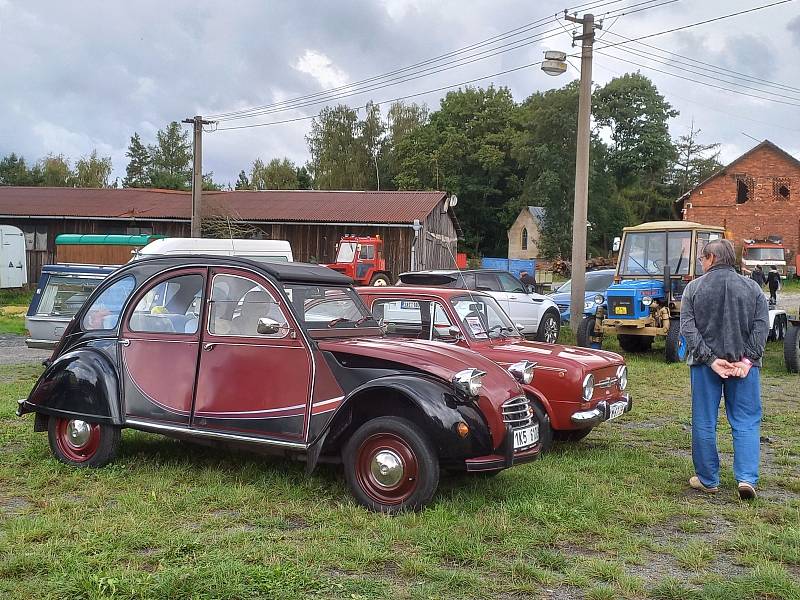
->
[0,289,33,307]
[1,340,799,599]
[0,289,31,334]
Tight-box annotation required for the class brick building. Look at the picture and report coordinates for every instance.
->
[677,140,800,262]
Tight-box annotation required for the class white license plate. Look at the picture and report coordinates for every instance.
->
[513,424,539,450]
[608,401,626,420]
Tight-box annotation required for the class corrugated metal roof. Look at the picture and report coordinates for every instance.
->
[0,187,449,225]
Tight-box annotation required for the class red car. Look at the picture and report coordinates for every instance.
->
[357,286,632,449]
[18,256,544,513]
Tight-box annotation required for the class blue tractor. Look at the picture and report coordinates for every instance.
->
[576,221,727,362]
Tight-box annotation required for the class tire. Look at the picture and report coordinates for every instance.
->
[342,416,439,513]
[779,315,788,341]
[369,273,391,286]
[785,323,800,373]
[530,400,553,453]
[618,334,653,353]
[535,311,561,344]
[47,417,120,468]
[576,316,599,348]
[553,427,593,442]
[665,319,686,363]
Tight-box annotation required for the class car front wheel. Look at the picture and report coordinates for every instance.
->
[343,416,439,513]
[47,417,121,467]
[536,311,561,343]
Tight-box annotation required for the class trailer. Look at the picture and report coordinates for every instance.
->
[0,225,27,288]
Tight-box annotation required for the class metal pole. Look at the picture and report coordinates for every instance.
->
[567,13,596,334]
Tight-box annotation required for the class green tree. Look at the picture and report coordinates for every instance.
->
[72,150,112,188]
[39,154,72,187]
[295,165,313,190]
[382,101,428,189]
[123,133,151,188]
[234,170,251,190]
[669,121,722,196]
[148,122,192,190]
[0,153,41,186]
[306,104,374,190]
[202,172,224,191]
[251,158,300,190]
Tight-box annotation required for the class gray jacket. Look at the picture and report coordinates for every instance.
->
[680,264,769,367]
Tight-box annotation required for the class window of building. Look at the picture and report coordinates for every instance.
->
[736,176,750,204]
[774,178,790,201]
[521,228,528,250]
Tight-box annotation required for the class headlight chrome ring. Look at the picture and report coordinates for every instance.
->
[509,360,536,385]
[616,365,628,391]
[582,373,595,402]
[594,294,605,305]
[452,368,486,398]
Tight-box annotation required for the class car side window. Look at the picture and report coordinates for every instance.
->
[208,274,288,338]
[129,274,205,334]
[373,299,454,341]
[497,273,525,293]
[475,273,500,292]
[82,276,136,331]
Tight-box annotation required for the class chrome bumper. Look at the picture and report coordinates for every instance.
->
[25,338,57,350]
[570,394,632,427]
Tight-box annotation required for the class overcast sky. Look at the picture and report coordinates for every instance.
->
[1,0,799,187]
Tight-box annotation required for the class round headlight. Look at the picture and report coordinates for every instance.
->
[594,294,604,305]
[642,296,653,307]
[583,301,595,311]
[582,374,595,402]
[452,368,485,398]
[509,360,536,385]
[616,365,628,391]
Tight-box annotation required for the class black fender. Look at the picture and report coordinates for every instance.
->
[308,373,493,471]
[20,347,122,425]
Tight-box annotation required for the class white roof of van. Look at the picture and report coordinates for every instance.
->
[139,238,291,254]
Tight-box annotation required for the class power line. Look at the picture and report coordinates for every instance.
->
[213,28,567,122]
[214,60,546,131]
[601,0,680,20]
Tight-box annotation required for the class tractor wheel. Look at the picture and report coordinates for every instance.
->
[618,334,653,353]
[369,273,391,286]
[576,317,601,349]
[665,320,687,363]
[784,323,800,373]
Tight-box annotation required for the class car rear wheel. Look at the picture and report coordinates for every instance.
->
[48,417,120,467]
[785,323,800,373]
[343,416,439,513]
[553,427,593,442]
[535,311,561,343]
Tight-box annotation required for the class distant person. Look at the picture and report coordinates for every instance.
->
[680,238,769,500]
[519,271,536,287]
[750,264,766,287]
[766,266,780,306]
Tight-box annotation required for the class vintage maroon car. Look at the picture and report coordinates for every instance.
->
[18,256,546,512]
[357,286,632,449]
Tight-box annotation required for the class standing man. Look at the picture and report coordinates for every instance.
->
[519,270,536,288]
[680,239,769,500]
[750,264,766,288]
[766,266,780,307]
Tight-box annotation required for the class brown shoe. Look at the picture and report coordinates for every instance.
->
[737,482,757,500]
[689,475,719,494]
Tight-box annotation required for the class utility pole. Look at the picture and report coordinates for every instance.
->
[564,12,601,333]
[182,115,213,238]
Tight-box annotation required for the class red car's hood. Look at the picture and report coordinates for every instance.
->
[317,337,524,411]
[482,338,623,374]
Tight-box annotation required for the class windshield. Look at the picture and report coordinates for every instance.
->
[282,284,378,330]
[557,272,614,294]
[36,276,105,317]
[744,247,785,261]
[335,242,357,263]
[619,231,692,276]
[450,295,520,340]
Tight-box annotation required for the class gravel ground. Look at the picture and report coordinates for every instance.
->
[0,335,51,366]
[774,289,800,315]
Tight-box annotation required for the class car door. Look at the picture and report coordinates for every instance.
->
[497,272,541,331]
[120,269,206,425]
[192,269,312,442]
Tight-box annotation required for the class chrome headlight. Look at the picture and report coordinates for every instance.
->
[616,365,628,391]
[642,296,653,307]
[452,368,485,398]
[509,360,536,385]
[582,374,595,402]
[583,301,595,311]
[594,294,604,305]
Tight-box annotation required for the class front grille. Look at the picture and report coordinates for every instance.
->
[502,396,533,428]
[607,295,634,317]
[594,376,619,389]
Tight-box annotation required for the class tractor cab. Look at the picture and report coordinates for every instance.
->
[578,221,726,362]
[326,235,392,286]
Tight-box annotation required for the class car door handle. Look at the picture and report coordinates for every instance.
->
[117,339,130,347]
[508,295,518,300]
[203,343,215,351]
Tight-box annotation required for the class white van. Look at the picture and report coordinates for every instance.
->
[0,225,27,288]
[134,238,293,264]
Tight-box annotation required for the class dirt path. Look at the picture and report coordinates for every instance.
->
[0,334,50,366]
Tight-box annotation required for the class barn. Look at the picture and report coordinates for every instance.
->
[0,187,462,284]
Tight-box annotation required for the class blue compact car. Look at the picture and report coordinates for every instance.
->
[549,269,615,323]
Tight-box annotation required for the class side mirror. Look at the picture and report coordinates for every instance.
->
[612,237,621,252]
[515,323,525,332]
[448,325,462,339]
[257,317,281,335]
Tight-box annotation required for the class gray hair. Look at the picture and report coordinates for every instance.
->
[703,238,736,267]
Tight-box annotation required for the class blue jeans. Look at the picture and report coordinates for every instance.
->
[690,365,761,487]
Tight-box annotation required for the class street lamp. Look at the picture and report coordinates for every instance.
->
[541,51,567,76]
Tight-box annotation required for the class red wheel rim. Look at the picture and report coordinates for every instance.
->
[55,418,101,462]
[355,433,419,506]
